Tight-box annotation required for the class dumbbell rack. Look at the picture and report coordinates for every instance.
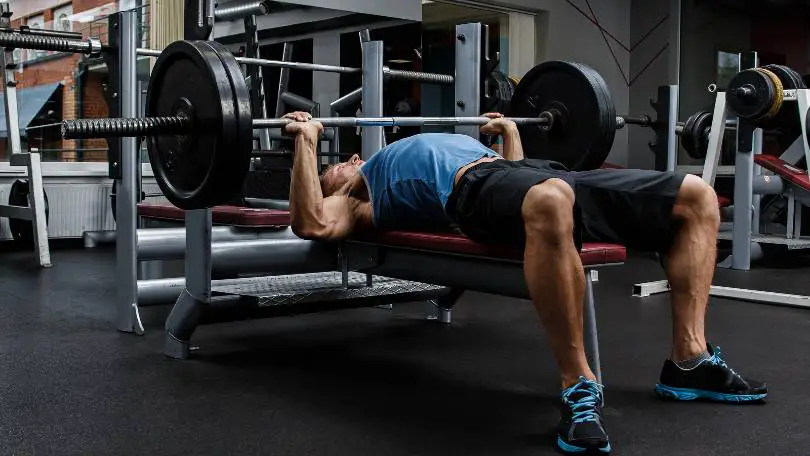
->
[635,51,810,308]
[0,3,51,267]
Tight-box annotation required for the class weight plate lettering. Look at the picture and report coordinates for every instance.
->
[508,61,616,171]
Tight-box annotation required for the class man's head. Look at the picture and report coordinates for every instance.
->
[320,154,365,196]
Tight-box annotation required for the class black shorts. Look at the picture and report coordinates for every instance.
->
[445,159,686,252]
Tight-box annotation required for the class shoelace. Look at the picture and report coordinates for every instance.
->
[707,346,741,378]
[562,376,604,424]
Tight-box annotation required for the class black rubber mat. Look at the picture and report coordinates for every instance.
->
[0,247,808,455]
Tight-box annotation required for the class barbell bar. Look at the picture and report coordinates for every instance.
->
[136,48,455,84]
[61,115,554,139]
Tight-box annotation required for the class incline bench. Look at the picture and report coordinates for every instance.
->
[138,203,626,378]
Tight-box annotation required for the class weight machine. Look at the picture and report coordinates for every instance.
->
[0,3,51,267]
[634,51,810,308]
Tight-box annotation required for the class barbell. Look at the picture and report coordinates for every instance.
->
[57,40,698,209]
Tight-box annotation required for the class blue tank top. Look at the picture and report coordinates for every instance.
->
[359,133,499,230]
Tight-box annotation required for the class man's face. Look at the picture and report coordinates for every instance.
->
[324,154,364,195]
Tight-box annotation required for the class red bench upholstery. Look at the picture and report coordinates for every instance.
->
[137,203,626,264]
[353,231,626,265]
[755,155,810,191]
[137,203,291,226]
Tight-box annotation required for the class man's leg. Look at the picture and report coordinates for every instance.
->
[521,179,610,454]
[663,175,718,362]
[656,175,767,401]
[521,178,595,387]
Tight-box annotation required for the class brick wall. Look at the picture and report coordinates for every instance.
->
[2,0,123,162]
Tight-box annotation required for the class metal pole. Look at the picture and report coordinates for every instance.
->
[135,48,454,84]
[361,41,384,160]
[116,10,142,333]
[455,23,482,138]
[730,51,758,271]
[666,85,679,172]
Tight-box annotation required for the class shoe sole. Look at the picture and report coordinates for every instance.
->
[557,436,612,454]
[655,384,767,402]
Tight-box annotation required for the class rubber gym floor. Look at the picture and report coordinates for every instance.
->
[1,245,808,456]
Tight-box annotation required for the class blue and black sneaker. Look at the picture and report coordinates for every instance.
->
[655,344,768,402]
[557,377,611,454]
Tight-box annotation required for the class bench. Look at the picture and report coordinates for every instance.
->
[754,154,810,191]
[139,202,625,375]
[137,203,626,267]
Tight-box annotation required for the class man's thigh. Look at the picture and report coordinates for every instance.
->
[453,160,577,245]
[572,168,686,252]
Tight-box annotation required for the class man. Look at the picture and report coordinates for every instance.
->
[283,111,766,454]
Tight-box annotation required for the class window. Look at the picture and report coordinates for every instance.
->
[25,14,46,62]
[54,4,74,33]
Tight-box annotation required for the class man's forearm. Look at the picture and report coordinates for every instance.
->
[289,132,327,233]
[501,124,524,161]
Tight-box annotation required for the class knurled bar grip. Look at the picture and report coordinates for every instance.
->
[0,32,103,57]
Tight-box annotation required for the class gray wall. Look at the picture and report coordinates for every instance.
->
[627,0,676,169]
[479,0,632,165]
[677,1,749,166]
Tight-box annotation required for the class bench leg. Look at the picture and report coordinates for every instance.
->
[425,288,464,324]
[164,289,204,359]
[583,270,602,385]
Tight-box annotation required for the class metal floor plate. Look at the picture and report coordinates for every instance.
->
[717,232,810,249]
[212,272,446,307]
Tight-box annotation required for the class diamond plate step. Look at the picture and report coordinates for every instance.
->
[212,271,447,307]
[717,232,810,249]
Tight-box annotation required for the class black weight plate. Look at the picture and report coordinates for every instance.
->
[508,61,616,171]
[146,40,235,209]
[577,63,617,167]
[8,178,49,246]
[681,111,701,159]
[204,40,253,203]
[727,69,775,120]
[693,111,712,159]
[760,65,805,138]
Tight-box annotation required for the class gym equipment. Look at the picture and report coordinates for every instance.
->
[727,67,786,123]
[508,61,617,171]
[0,3,51,266]
[679,111,713,159]
[8,179,49,246]
[60,41,634,208]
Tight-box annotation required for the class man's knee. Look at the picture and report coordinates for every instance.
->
[674,175,720,228]
[521,178,575,242]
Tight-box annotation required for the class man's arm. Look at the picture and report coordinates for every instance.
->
[480,113,524,161]
[500,122,524,161]
[286,114,364,241]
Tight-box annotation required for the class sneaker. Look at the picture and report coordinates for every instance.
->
[655,344,767,402]
[557,377,611,454]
